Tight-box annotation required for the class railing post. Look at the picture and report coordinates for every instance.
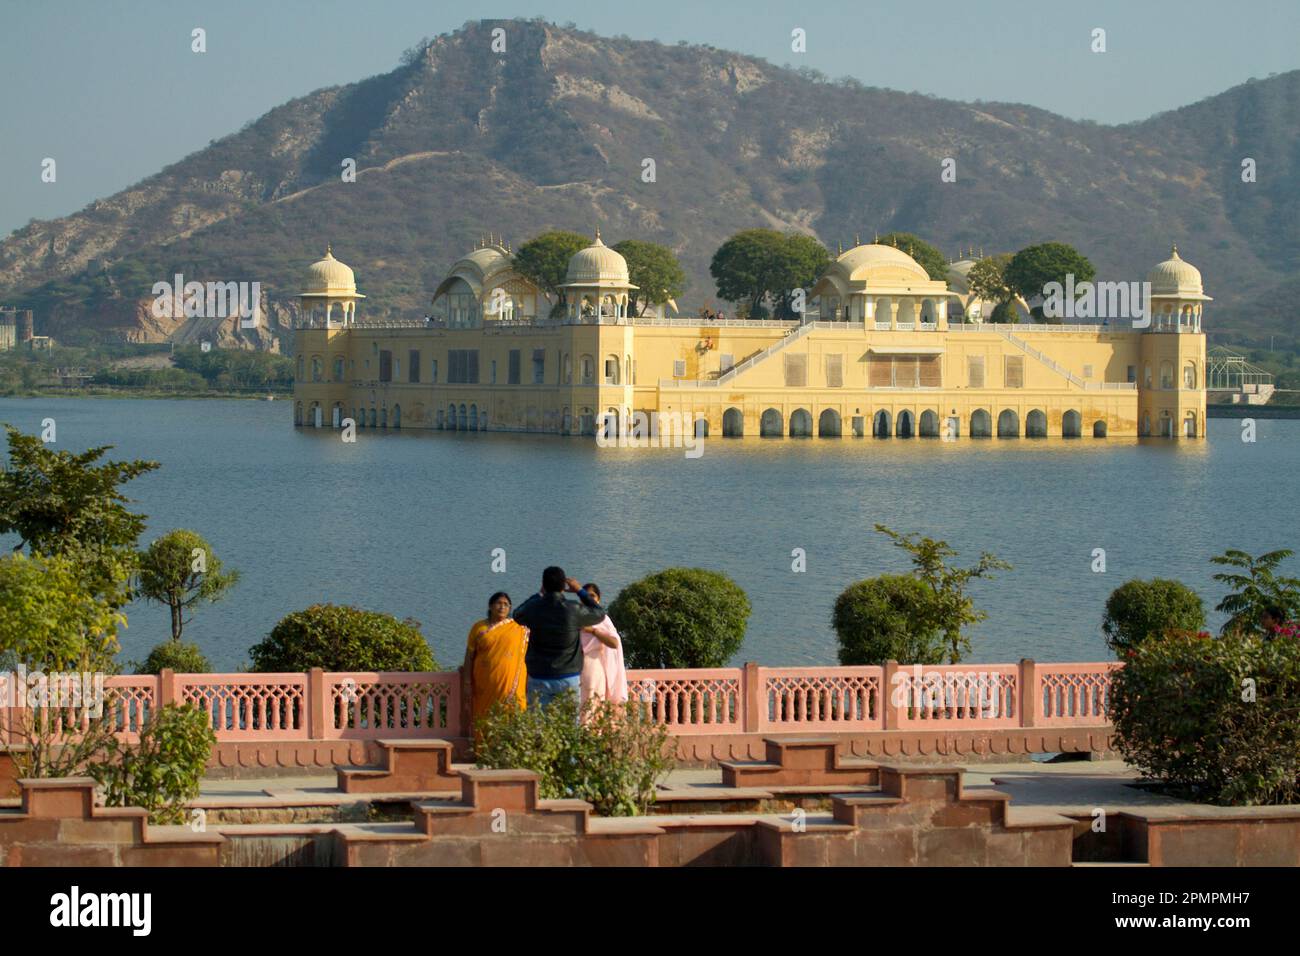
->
[1019,659,1038,728]
[743,662,761,733]
[882,660,900,731]
[308,668,326,740]
[159,669,177,707]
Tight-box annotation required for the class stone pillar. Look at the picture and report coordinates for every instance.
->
[743,662,761,733]
[889,301,900,330]
[1019,659,1038,728]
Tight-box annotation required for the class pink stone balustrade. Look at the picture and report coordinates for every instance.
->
[1,660,1119,745]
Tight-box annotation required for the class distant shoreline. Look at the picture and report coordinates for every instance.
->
[0,388,289,401]
[1207,404,1300,419]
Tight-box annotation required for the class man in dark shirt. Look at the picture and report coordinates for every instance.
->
[512,565,606,709]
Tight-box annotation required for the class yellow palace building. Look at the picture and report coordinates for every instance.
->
[292,236,1208,440]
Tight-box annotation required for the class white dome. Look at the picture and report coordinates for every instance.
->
[565,232,630,285]
[1147,245,1204,297]
[303,247,358,296]
[833,243,931,283]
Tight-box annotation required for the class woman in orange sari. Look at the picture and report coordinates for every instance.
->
[461,592,529,739]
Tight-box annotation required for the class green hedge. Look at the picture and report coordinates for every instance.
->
[833,575,946,665]
[609,568,750,669]
[248,604,437,672]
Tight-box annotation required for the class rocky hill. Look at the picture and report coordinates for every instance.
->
[2,18,1297,348]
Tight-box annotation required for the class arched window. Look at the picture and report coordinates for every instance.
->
[333,356,344,382]
[1183,363,1196,389]
[604,355,621,385]
[580,355,595,385]
[311,357,323,382]
[1160,361,1174,389]
[723,408,744,437]
[297,355,304,380]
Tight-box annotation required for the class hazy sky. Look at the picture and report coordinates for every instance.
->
[2,0,1299,236]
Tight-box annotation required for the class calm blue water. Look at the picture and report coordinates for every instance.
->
[1,397,1295,671]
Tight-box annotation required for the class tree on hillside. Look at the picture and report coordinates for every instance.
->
[137,529,240,642]
[877,232,949,281]
[710,229,828,319]
[612,240,687,316]
[0,425,158,604]
[512,231,591,313]
[1004,243,1096,320]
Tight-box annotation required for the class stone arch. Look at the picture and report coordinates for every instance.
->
[436,408,445,429]
[971,408,992,438]
[392,404,401,428]
[790,408,813,437]
[469,404,477,430]
[896,409,915,438]
[1062,409,1082,438]
[873,410,892,437]
[1025,409,1047,438]
[919,409,939,438]
[695,416,709,439]
[818,408,841,437]
[723,407,744,437]
[368,407,376,428]
[997,409,1020,438]
[309,402,321,427]
[332,356,345,382]
[1183,362,1197,389]
[1093,419,1108,438]
[310,356,323,382]
[604,354,621,385]
[760,408,783,437]
[561,406,572,434]
[1183,410,1197,438]
[479,408,488,431]
[294,401,303,426]
[380,406,388,428]
[601,406,620,439]
[459,404,469,430]
[447,403,457,431]
[580,354,595,385]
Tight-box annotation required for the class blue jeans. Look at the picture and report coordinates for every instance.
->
[527,674,580,710]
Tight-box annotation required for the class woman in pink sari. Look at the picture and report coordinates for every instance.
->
[579,583,627,709]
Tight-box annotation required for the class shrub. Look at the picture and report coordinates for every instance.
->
[134,640,212,675]
[1110,630,1300,805]
[609,568,750,669]
[88,703,217,824]
[249,604,437,672]
[833,575,946,665]
[474,692,674,816]
[1102,579,1205,655]
[989,300,1019,323]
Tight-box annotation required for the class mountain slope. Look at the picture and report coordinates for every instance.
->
[2,19,1296,347]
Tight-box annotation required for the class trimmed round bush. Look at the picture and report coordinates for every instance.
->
[609,568,750,669]
[1110,630,1300,805]
[833,575,946,665]
[136,640,212,675]
[1102,579,1205,656]
[249,604,437,672]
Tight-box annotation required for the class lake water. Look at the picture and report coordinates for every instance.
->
[1,397,1296,671]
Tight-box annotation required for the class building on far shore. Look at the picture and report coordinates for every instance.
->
[291,237,1208,440]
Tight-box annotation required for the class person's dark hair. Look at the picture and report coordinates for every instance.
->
[1262,604,1287,625]
[583,583,601,601]
[488,591,511,613]
[542,566,567,593]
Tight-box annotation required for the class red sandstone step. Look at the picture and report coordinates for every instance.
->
[336,739,460,794]
[720,736,881,788]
